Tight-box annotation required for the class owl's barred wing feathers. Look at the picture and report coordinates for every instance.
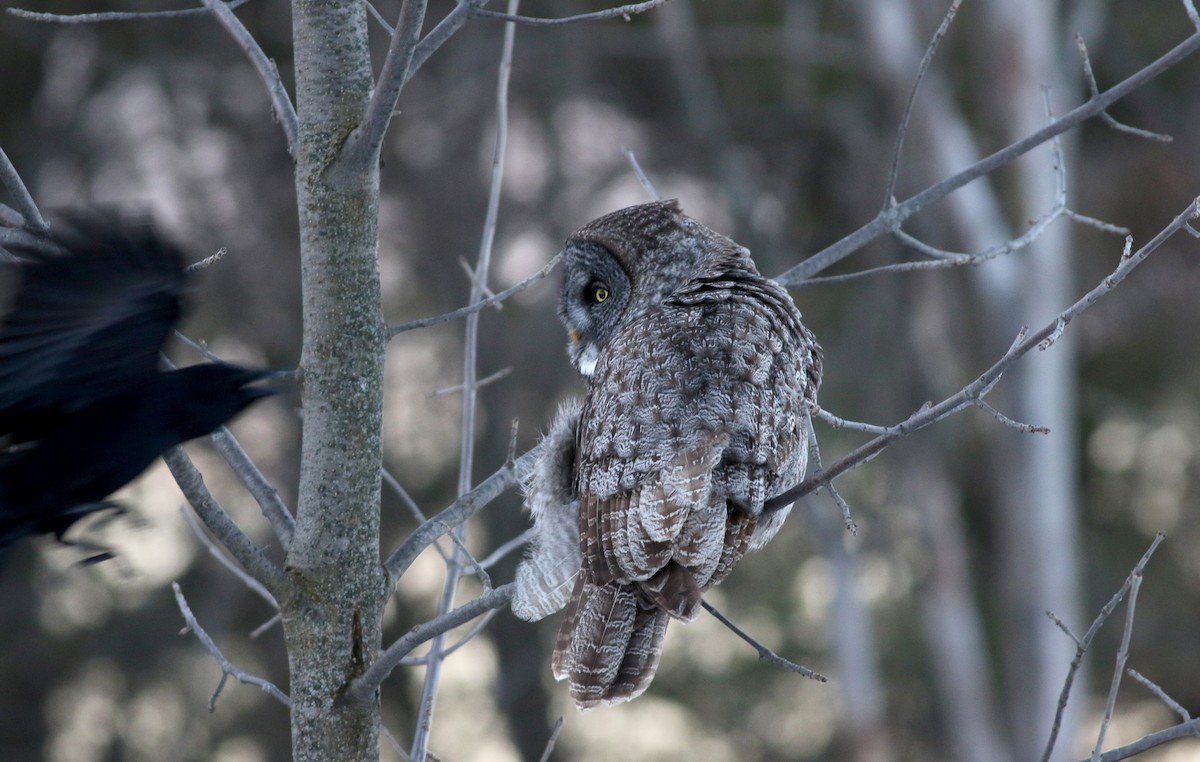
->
[526,200,822,710]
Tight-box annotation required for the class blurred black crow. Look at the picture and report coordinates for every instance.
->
[0,213,285,558]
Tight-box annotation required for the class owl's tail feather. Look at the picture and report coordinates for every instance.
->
[554,579,670,709]
[638,561,701,620]
[551,575,586,682]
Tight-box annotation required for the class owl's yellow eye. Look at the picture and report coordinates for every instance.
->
[592,285,609,303]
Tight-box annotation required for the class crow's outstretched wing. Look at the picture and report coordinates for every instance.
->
[0,214,186,439]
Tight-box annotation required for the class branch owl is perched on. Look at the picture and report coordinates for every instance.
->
[513,199,822,709]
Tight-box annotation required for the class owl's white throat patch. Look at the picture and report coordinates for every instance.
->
[578,344,599,377]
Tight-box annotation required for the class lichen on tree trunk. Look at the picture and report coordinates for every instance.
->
[285,1,388,759]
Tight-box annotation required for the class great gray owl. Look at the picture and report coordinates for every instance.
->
[513,199,822,709]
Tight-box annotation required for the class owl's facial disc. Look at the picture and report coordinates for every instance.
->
[559,241,630,377]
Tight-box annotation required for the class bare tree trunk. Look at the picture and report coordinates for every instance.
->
[284,1,387,759]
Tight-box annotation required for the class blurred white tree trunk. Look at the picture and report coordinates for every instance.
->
[855,1,1084,759]
[983,1,1084,758]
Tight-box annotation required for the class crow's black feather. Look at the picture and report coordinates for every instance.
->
[0,213,282,555]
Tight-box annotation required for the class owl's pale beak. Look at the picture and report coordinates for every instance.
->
[567,326,581,344]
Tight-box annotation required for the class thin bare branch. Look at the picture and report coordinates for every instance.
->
[471,0,671,26]
[1080,719,1200,762]
[409,0,488,79]
[1041,532,1166,762]
[776,29,1200,285]
[0,146,47,233]
[882,0,963,207]
[383,444,540,584]
[802,117,1083,286]
[473,527,534,571]
[1127,669,1191,722]
[387,253,560,337]
[410,11,517,753]
[398,609,499,666]
[974,398,1050,434]
[1067,210,1131,236]
[6,1,252,23]
[701,600,826,681]
[211,427,296,548]
[767,196,1200,514]
[180,506,278,609]
[198,0,297,155]
[814,405,898,436]
[623,146,663,200]
[341,0,429,176]
[162,447,289,597]
[538,717,565,762]
[0,202,24,229]
[172,582,290,709]
[1186,0,1200,30]
[428,367,512,398]
[1075,34,1172,143]
[363,0,394,34]
[347,583,514,703]
[1091,558,1147,761]
[184,247,227,274]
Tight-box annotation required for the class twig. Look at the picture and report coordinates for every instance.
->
[1187,0,1200,31]
[0,146,47,233]
[701,600,826,681]
[882,0,963,208]
[6,1,252,23]
[158,355,296,547]
[1127,669,1190,721]
[1075,34,1172,143]
[180,506,278,610]
[409,0,488,81]
[538,717,565,762]
[429,367,512,397]
[363,0,394,34]
[1091,555,1147,761]
[383,444,540,583]
[409,7,517,754]
[623,146,663,200]
[973,398,1050,434]
[473,527,534,571]
[1040,532,1165,762]
[471,0,671,26]
[387,253,561,336]
[1078,717,1200,762]
[162,447,289,597]
[184,247,226,274]
[458,257,498,300]
[198,0,298,155]
[211,427,296,549]
[172,582,290,709]
[802,115,1088,287]
[0,202,24,228]
[766,196,1200,515]
[398,609,499,666]
[813,405,897,436]
[341,0,429,177]
[347,583,514,703]
[776,29,1200,285]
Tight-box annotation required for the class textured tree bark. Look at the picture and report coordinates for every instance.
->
[285,1,387,759]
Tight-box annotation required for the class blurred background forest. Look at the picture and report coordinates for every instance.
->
[2,1,1200,760]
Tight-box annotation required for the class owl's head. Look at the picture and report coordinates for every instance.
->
[558,199,744,376]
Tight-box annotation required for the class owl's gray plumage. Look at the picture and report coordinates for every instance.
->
[521,199,821,710]
[512,400,583,622]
